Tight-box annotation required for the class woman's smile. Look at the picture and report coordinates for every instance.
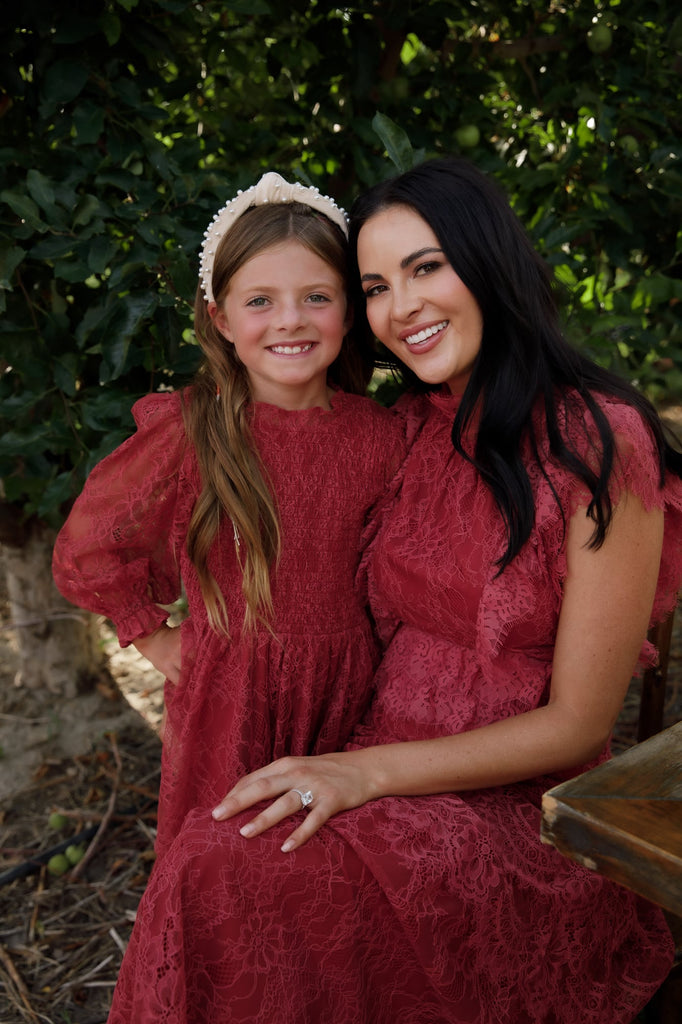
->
[357,205,483,394]
[402,319,449,347]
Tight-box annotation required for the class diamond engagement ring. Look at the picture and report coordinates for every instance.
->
[292,788,314,808]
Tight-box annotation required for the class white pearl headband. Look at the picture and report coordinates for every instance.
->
[198,171,349,303]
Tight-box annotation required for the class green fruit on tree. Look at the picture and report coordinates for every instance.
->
[47,853,71,876]
[455,125,480,149]
[619,135,639,156]
[587,24,613,54]
[48,812,69,830]
[65,843,86,866]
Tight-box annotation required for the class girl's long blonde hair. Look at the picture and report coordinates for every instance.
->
[184,201,373,635]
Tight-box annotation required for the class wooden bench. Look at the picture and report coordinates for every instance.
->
[541,612,682,1023]
[541,721,682,914]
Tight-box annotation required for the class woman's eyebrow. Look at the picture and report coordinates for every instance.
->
[400,246,443,269]
[361,246,444,283]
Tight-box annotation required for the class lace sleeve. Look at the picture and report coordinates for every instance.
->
[544,396,682,627]
[52,392,190,646]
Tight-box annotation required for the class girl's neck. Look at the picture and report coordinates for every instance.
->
[248,380,335,412]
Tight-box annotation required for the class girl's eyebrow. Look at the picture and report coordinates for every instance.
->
[360,246,444,282]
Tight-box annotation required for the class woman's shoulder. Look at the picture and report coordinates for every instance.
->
[557,388,659,458]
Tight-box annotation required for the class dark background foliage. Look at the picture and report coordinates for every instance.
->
[1,0,681,531]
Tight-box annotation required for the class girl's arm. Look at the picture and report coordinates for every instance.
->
[52,394,186,648]
[212,489,664,851]
[133,623,183,685]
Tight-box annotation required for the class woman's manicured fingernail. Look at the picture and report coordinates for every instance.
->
[240,823,255,837]
[212,805,224,819]
[281,839,294,853]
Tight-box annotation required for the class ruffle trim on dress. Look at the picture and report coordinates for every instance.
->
[115,603,175,649]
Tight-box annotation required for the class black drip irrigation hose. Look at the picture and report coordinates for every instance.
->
[0,824,100,887]
[0,801,156,887]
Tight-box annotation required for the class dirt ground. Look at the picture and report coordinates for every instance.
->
[1,559,681,1022]
[0,582,165,1024]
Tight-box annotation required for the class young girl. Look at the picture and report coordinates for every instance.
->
[52,172,405,858]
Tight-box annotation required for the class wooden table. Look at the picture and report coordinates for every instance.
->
[541,720,682,916]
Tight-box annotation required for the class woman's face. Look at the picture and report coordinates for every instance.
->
[356,204,484,395]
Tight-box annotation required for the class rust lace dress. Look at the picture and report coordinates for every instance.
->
[105,389,682,1024]
[52,389,406,859]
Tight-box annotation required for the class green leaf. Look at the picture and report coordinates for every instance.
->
[37,473,76,518]
[53,256,93,284]
[87,236,118,274]
[99,13,122,45]
[73,195,101,227]
[31,237,78,260]
[52,353,80,397]
[167,252,196,300]
[27,170,58,216]
[0,245,26,289]
[1,425,52,457]
[632,275,682,311]
[96,294,158,382]
[40,61,90,115]
[73,102,106,146]
[1,190,48,232]
[372,113,415,173]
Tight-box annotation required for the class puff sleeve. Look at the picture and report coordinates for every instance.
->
[52,392,192,646]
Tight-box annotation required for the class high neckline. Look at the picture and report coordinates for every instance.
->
[250,389,347,425]
[427,386,463,416]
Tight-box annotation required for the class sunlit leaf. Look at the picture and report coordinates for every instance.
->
[372,113,415,173]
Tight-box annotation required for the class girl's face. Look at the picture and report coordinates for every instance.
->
[210,240,351,409]
[356,204,483,395]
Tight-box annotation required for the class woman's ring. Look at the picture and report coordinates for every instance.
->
[292,788,314,808]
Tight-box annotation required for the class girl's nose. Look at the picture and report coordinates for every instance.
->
[275,300,306,331]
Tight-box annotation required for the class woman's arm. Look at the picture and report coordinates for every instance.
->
[212,489,664,851]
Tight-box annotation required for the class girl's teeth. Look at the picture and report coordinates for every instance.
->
[406,321,447,345]
[270,344,313,355]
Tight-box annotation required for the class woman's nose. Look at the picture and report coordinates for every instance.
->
[390,284,421,322]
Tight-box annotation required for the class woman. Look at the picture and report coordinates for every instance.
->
[108,159,682,1023]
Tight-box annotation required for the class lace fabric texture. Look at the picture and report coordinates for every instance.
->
[102,388,682,1023]
[53,389,406,857]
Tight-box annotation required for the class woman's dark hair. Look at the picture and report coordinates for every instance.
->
[349,156,682,569]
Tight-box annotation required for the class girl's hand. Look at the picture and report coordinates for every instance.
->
[133,623,182,684]
[211,751,377,852]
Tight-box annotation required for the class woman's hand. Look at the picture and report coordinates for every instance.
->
[211,750,378,853]
[133,623,182,684]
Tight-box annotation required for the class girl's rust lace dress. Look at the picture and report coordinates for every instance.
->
[53,389,406,860]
